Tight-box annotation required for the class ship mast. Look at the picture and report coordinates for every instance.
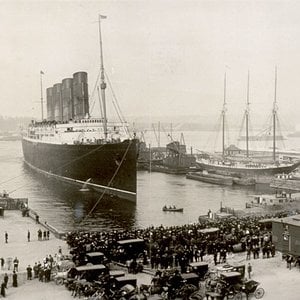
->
[222,73,227,157]
[98,14,108,141]
[40,71,44,121]
[273,67,278,162]
[245,71,250,158]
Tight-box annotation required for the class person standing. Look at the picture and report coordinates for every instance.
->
[37,229,42,241]
[26,265,32,280]
[213,251,218,265]
[12,271,17,287]
[38,268,44,282]
[246,245,251,260]
[13,257,19,272]
[33,263,39,278]
[4,232,8,243]
[3,273,8,288]
[1,281,5,297]
[6,258,12,271]
[27,230,30,242]
[0,257,4,270]
[247,263,252,279]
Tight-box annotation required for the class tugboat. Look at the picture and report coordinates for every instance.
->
[147,134,198,174]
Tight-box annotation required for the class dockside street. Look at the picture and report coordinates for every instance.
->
[0,208,300,299]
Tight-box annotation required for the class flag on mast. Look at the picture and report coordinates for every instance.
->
[40,70,44,75]
[100,15,107,19]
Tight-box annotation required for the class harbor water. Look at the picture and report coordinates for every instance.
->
[1,130,299,232]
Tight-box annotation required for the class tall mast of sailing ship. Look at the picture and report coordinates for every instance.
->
[273,67,278,162]
[40,71,44,121]
[222,73,227,157]
[98,14,108,140]
[245,71,250,158]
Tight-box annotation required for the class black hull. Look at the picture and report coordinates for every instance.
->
[186,172,233,185]
[22,138,137,201]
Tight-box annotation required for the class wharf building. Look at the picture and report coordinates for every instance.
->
[272,215,300,256]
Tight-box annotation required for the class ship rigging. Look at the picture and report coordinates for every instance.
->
[196,69,300,183]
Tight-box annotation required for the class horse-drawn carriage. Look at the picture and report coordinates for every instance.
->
[205,270,265,300]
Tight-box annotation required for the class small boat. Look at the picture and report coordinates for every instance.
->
[232,177,256,186]
[79,178,92,192]
[162,206,184,212]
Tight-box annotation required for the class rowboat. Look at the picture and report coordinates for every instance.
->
[162,206,183,212]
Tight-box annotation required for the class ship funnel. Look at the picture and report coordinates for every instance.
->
[53,83,62,122]
[73,71,89,120]
[62,78,74,122]
[46,71,89,122]
[46,87,54,121]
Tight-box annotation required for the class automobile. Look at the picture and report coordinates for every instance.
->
[215,271,243,298]
[114,276,137,289]
[220,271,242,285]
[68,264,108,282]
[230,264,245,279]
[188,261,209,278]
[116,238,145,262]
[85,252,108,265]
[181,272,200,286]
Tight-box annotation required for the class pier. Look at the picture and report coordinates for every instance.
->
[0,210,70,299]
[0,191,66,240]
[270,177,300,192]
[27,208,66,239]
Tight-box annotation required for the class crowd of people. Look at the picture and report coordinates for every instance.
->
[0,257,19,298]
[0,252,61,298]
[61,211,294,298]
[0,209,297,299]
[66,211,284,272]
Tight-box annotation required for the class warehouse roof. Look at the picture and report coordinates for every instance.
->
[272,214,300,227]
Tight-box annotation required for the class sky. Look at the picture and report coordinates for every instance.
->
[1,0,300,129]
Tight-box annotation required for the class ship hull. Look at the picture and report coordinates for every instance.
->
[196,161,300,184]
[22,138,137,202]
[186,172,233,185]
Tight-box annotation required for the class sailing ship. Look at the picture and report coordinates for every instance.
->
[22,15,137,202]
[196,70,300,184]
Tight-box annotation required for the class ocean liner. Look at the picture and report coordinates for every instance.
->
[22,15,137,202]
[196,70,300,183]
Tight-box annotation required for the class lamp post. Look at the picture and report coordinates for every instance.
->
[149,231,152,268]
